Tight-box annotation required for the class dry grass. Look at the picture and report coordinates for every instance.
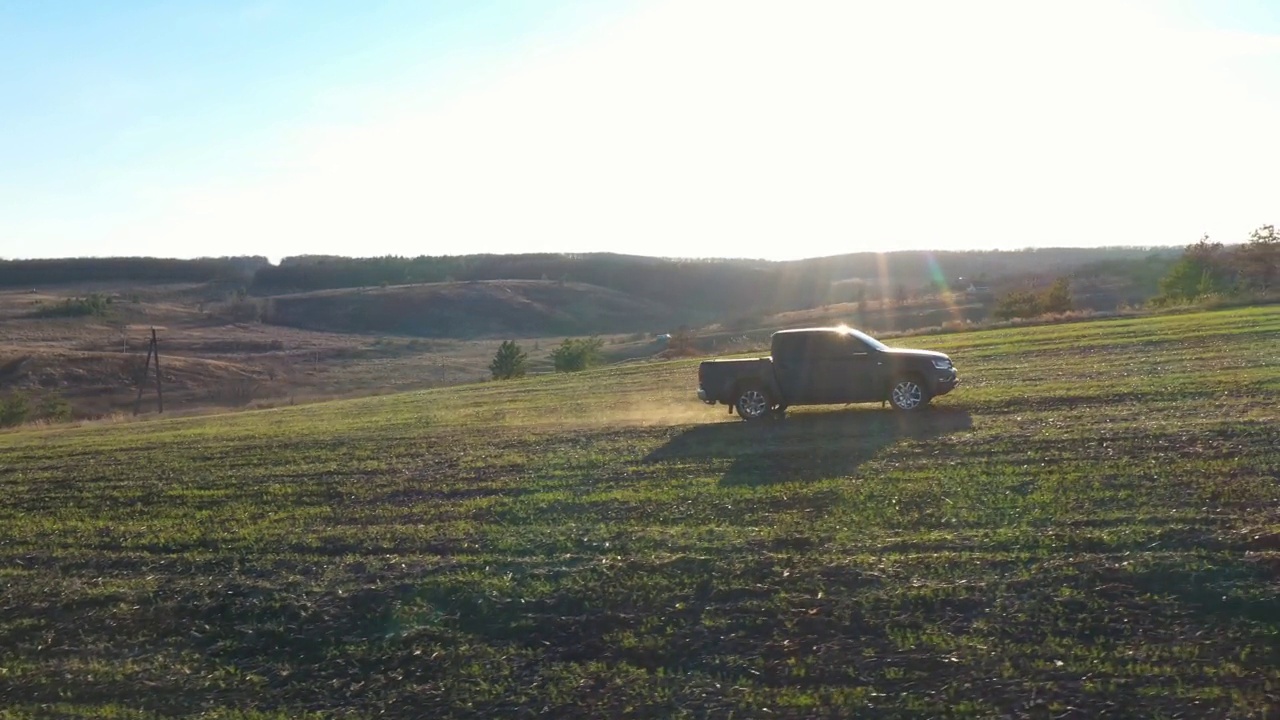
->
[0,285,665,420]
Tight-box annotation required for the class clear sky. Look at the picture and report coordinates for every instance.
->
[2,0,1278,262]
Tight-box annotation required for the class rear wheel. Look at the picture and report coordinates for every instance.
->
[889,376,930,411]
[734,385,772,421]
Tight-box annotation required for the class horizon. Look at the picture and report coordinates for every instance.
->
[3,0,1278,261]
[0,243,1193,268]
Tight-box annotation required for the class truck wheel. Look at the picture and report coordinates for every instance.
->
[889,376,930,411]
[734,385,773,421]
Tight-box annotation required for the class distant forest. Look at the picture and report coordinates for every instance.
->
[252,248,1181,316]
[0,256,270,287]
[1,247,1183,321]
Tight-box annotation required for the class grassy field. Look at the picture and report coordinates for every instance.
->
[1,307,1278,718]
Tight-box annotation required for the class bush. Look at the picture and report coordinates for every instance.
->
[994,277,1073,320]
[1041,278,1073,314]
[0,392,30,427]
[1238,225,1278,293]
[38,393,72,423]
[550,337,604,372]
[489,340,528,380]
[27,293,111,318]
[993,291,1043,320]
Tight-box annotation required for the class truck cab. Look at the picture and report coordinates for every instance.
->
[697,327,958,419]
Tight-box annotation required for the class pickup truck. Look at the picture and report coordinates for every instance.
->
[697,327,958,419]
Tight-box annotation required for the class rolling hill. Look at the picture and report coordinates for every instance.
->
[262,279,679,338]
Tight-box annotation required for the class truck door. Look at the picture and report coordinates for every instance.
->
[806,334,855,403]
[786,333,864,404]
[772,334,814,403]
[815,334,893,403]
[842,337,886,402]
[777,333,873,404]
[775,333,848,404]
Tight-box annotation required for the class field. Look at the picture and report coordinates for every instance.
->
[0,283,643,419]
[1,306,1278,718]
[0,277,999,421]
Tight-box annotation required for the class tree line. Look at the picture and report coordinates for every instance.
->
[1154,226,1278,302]
[0,256,269,288]
[4,245,1231,324]
[988,225,1277,320]
[248,248,1181,320]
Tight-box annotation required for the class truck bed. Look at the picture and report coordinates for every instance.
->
[697,356,774,406]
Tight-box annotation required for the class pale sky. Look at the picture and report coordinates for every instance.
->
[1,0,1277,262]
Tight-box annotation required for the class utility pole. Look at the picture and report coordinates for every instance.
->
[133,327,164,415]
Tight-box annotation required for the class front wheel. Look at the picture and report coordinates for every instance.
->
[734,385,773,421]
[889,377,930,411]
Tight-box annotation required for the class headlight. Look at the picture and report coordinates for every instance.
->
[932,358,953,369]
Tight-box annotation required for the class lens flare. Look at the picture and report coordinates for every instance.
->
[925,252,965,326]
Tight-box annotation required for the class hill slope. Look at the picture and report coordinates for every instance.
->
[252,247,1183,322]
[263,279,678,337]
[2,306,1277,717]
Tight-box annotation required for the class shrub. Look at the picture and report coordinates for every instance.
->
[0,392,30,427]
[994,277,1073,319]
[37,393,72,423]
[27,293,111,318]
[993,291,1043,320]
[550,337,604,372]
[1041,278,1073,314]
[489,340,528,380]
[1237,225,1278,293]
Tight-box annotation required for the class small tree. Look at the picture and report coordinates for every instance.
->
[1158,257,1208,302]
[489,340,528,380]
[0,392,30,428]
[1041,277,1073,314]
[1159,235,1234,301]
[550,337,604,372]
[38,393,72,423]
[1237,225,1278,293]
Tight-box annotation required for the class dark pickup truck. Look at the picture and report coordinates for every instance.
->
[697,327,958,420]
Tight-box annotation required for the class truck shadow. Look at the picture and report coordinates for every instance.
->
[644,407,973,486]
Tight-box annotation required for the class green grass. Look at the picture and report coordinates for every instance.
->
[1,306,1278,718]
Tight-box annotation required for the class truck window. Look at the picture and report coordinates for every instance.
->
[772,333,846,359]
[824,333,875,356]
[816,334,847,358]
[845,336,871,353]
